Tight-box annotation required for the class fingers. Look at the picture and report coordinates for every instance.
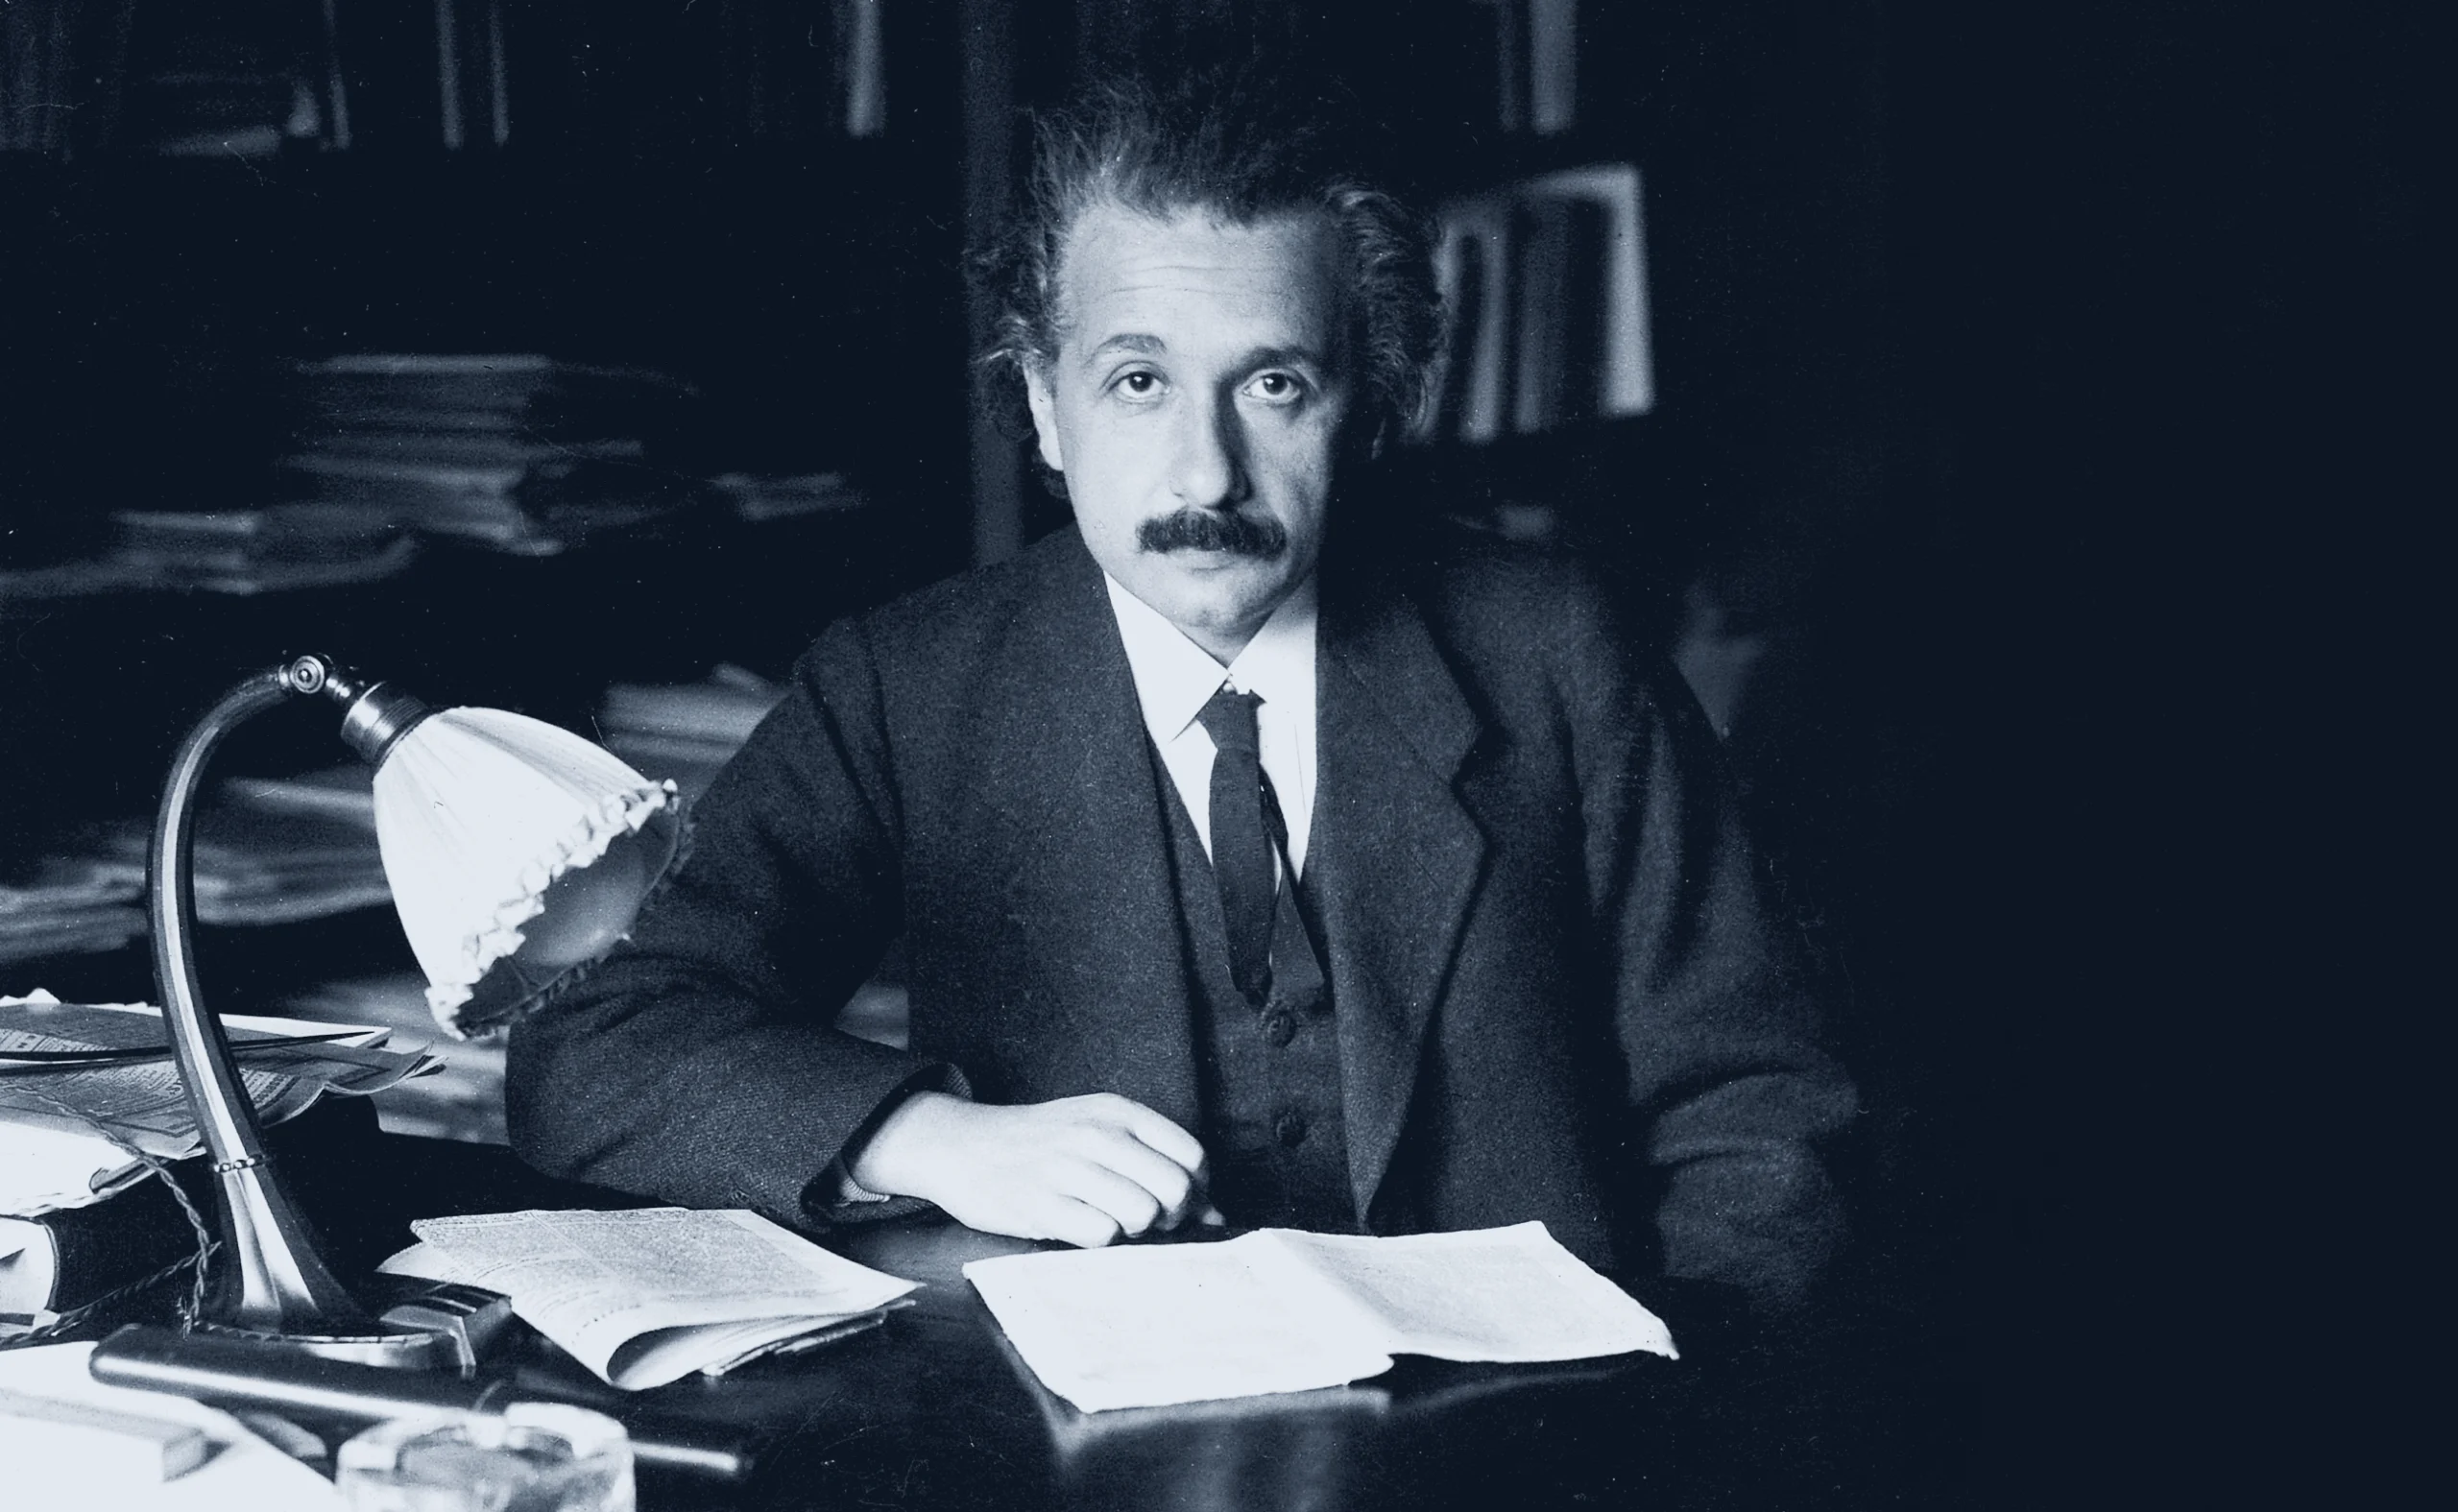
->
[1075,1135,1199,1228]
[1034,1195,1127,1250]
[1093,1095,1208,1174]
[1056,1159,1166,1240]
[1069,1094,1207,1227]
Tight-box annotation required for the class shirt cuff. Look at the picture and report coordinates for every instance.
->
[827,1158,893,1206]
[806,1064,975,1220]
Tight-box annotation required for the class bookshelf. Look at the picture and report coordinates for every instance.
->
[0,4,971,1039]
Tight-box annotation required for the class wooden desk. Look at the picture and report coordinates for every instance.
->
[297,1131,1912,1510]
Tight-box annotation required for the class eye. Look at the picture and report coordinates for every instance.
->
[1110,369,1166,402]
[1244,372,1307,405]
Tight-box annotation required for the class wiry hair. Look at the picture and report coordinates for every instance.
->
[975,65,1444,443]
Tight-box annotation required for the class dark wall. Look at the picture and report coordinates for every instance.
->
[1883,1,2422,1496]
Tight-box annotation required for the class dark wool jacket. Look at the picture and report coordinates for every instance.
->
[508,525,1857,1312]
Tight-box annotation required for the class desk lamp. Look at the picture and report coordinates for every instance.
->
[147,653,680,1367]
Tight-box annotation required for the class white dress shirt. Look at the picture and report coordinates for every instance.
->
[1102,572,1318,878]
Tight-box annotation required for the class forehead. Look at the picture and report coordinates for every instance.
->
[1050,202,1345,363]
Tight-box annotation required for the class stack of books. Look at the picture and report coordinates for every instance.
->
[0,993,438,1334]
[279,354,700,556]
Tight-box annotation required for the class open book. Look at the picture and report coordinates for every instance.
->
[379,1208,917,1391]
[964,1221,1675,1413]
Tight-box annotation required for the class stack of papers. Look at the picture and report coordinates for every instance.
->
[597,666,784,803]
[91,767,392,927]
[706,471,869,523]
[104,505,413,589]
[4,766,392,969]
[0,992,441,1189]
[281,354,700,556]
[0,859,144,967]
[0,1344,340,1510]
[279,972,507,1144]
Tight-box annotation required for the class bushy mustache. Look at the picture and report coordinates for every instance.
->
[1136,509,1289,558]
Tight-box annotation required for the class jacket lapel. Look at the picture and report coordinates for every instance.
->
[1313,562,1486,1224]
[972,531,1202,1128]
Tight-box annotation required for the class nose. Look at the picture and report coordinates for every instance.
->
[1168,387,1251,509]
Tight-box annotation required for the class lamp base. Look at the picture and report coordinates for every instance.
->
[186,1277,520,1373]
[188,1319,470,1372]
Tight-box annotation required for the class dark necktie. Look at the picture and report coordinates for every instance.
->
[1195,685,1280,1003]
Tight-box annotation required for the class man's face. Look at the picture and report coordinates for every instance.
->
[1025,202,1354,661]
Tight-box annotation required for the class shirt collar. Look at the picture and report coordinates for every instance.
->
[1103,571,1318,742]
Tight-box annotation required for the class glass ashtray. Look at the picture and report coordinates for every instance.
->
[336,1403,635,1512]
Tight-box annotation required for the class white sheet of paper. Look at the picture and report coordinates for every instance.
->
[1270,1223,1677,1362]
[965,1222,1675,1413]
[0,1342,341,1510]
[966,1234,1395,1412]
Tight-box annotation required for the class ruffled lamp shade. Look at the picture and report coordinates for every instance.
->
[373,708,680,1038]
[134,656,684,1364]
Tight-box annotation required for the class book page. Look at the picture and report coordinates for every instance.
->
[0,996,424,1161]
[0,1122,141,1217]
[1265,1223,1677,1364]
[403,1208,916,1389]
[963,1233,1397,1413]
[601,1313,856,1391]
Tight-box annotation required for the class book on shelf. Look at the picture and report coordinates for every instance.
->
[379,1207,919,1390]
[1421,162,1653,447]
[965,1221,1675,1413]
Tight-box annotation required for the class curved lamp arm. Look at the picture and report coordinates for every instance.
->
[147,654,452,1364]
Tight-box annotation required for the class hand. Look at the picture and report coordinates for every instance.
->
[846,1091,1217,1248]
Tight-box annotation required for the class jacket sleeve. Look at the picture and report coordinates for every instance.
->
[506,616,962,1229]
[1574,631,1860,1315]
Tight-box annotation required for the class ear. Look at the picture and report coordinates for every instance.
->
[1023,366,1066,474]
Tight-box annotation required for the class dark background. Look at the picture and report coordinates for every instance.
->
[2,3,2426,1501]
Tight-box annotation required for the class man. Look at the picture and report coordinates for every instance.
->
[509,70,1856,1323]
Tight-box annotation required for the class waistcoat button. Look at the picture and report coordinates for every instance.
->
[1262,1010,1297,1046]
[1274,1110,1309,1148]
